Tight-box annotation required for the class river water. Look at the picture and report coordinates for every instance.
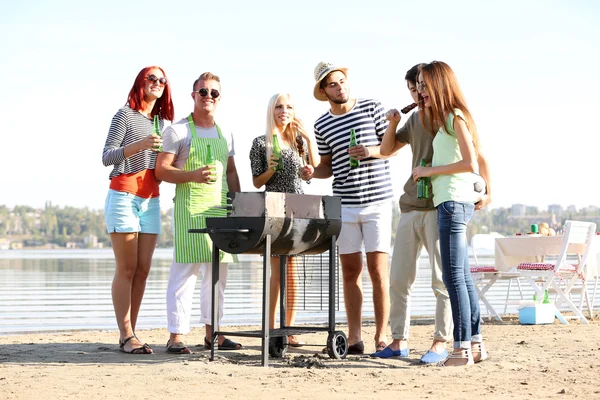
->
[0,248,570,335]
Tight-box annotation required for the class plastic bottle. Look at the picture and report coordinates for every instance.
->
[272,134,284,172]
[349,129,359,168]
[417,159,429,200]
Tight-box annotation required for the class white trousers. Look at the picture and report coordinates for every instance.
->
[166,258,228,334]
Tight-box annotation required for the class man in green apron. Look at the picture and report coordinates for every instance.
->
[156,72,241,354]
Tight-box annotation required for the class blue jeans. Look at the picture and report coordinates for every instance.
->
[437,201,481,348]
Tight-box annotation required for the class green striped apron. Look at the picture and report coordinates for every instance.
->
[173,114,236,264]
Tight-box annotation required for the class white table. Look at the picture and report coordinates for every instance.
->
[495,235,600,279]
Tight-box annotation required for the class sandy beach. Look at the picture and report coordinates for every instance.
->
[1,316,599,400]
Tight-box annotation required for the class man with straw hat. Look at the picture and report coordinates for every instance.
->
[301,62,394,354]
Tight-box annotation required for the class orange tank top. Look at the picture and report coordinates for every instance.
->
[109,169,160,198]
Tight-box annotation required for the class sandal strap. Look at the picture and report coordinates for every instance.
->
[472,342,485,351]
[447,349,471,359]
[120,335,136,348]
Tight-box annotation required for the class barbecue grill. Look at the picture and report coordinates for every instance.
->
[189,192,349,366]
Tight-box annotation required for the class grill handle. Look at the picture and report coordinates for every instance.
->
[188,228,251,234]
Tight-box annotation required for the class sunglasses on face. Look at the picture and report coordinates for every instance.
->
[147,74,167,86]
[195,88,220,98]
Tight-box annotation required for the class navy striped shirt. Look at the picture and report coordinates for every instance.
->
[314,98,392,207]
[102,105,164,179]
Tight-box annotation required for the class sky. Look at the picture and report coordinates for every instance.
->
[1,0,599,211]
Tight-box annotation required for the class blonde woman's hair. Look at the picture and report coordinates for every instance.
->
[264,93,300,160]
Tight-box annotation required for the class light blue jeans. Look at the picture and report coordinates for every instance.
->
[437,201,481,348]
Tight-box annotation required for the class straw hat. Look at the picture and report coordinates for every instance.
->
[313,61,348,101]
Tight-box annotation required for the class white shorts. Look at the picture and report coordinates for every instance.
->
[337,201,393,255]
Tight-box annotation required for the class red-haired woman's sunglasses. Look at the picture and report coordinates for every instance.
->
[147,74,167,86]
[195,88,220,98]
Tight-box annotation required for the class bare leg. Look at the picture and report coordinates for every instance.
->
[340,252,364,345]
[270,256,300,343]
[430,339,447,353]
[285,256,297,327]
[269,256,281,329]
[110,232,151,353]
[366,251,389,345]
[130,233,157,332]
[387,339,408,351]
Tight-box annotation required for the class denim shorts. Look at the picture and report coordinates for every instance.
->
[104,189,161,234]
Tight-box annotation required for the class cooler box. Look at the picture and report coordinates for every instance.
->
[518,303,555,325]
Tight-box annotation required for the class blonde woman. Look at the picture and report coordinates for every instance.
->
[249,93,317,346]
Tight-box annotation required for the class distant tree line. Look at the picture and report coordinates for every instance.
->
[1,202,598,249]
[0,202,173,248]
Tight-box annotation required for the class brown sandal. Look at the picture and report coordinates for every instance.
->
[119,335,152,354]
[166,339,191,354]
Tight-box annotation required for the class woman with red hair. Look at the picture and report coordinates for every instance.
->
[102,66,174,354]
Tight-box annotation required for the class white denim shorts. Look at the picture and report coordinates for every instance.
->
[337,201,393,254]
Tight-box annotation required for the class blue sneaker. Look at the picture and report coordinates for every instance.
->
[420,349,449,364]
[370,346,409,358]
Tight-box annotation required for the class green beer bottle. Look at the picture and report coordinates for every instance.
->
[417,158,428,200]
[272,134,284,172]
[543,289,550,304]
[152,114,162,152]
[349,129,359,168]
[206,143,216,183]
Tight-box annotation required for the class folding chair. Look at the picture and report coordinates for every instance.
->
[517,220,596,324]
[470,233,523,322]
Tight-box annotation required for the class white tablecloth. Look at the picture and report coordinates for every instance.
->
[495,235,600,279]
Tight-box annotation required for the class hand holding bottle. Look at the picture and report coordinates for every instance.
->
[271,134,284,172]
[205,144,216,183]
[267,154,280,173]
[191,165,216,184]
[416,159,428,199]
[139,134,162,152]
[412,165,431,182]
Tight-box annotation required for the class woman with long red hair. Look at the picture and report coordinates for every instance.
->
[412,61,490,366]
[102,66,174,354]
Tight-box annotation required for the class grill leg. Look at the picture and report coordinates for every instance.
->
[328,236,337,332]
[210,242,219,362]
[261,234,271,367]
